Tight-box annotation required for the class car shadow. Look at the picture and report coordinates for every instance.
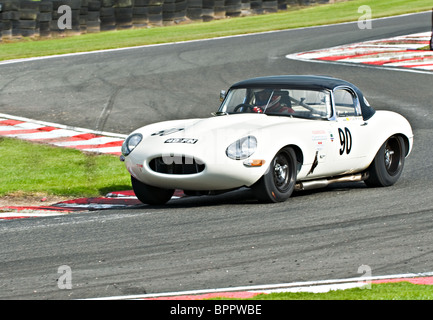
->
[126,182,368,210]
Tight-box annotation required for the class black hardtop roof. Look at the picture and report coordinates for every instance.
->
[229,75,375,120]
[230,75,356,90]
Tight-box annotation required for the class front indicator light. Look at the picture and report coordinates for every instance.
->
[243,159,265,167]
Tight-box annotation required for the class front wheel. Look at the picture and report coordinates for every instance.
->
[364,135,406,187]
[131,176,174,205]
[252,147,297,203]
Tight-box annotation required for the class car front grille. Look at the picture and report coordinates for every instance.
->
[149,156,205,175]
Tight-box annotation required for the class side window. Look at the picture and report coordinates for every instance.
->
[334,89,360,117]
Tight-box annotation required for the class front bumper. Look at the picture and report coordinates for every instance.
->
[124,150,267,191]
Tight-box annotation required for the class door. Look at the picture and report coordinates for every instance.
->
[327,87,371,175]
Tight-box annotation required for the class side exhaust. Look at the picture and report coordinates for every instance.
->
[295,173,368,191]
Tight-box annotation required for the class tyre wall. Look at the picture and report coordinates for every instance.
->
[0,0,345,41]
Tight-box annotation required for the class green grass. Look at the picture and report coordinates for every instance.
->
[0,137,130,198]
[211,282,433,300]
[0,0,432,61]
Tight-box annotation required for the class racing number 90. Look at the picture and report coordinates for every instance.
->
[338,127,352,155]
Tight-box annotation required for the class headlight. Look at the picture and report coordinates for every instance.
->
[226,136,257,160]
[121,133,143,156]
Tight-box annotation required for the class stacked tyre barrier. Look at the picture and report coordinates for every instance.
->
[0,0,338,41]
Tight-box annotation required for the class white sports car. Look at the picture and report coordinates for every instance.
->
[120,75,413,205]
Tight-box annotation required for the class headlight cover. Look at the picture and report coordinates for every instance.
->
[121,133,143,156]
[226,136,257,160]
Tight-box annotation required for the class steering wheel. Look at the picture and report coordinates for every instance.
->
[233,103,254,113]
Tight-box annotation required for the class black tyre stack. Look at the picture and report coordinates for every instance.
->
[79,0,89,33]
[0,0,325,40]
[148,0,163,26]
[250,0,263,15]
[132,0,148,28]
[87,0,101,33]
[162,0,176,25]
[114,0,133,30]
[19,0,39,38]
[202,0,214,22]
[174,0,188,23]
[225,0,241,17]
[277,0,287,10]
[1,1,15,40]
[100,0,115,31]
[240,0,251,16]
[51,0,82,36]
[1,0,19,39]
[50,0,64,37]
[213,0,225,19]
[261,0,277,13]
[39,0,53,38]
[187,0,202,22]
[70,0,82,35]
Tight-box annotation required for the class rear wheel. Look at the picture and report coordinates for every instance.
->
[364,135,405,187]
[252,147,297,203]
[131,176,174,205]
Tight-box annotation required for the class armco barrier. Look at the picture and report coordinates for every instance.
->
[0,0,343,41]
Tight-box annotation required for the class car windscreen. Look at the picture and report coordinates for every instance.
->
[219,88,332,119]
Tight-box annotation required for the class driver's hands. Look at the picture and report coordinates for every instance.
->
[253,106,263,113]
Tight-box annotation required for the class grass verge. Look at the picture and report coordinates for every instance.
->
[210,282,433,300]
[0,137,130,198]
[0,0,432,61]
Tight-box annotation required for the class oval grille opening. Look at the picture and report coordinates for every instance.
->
[149,156,205,175]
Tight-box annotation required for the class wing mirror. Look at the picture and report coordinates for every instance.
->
[220,90,226,102]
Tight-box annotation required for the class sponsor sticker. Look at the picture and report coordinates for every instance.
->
[164,138,198,144]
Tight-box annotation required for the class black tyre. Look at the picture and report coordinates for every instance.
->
[364,135,406,187]
[131,176,174,205]
[252,147,297,203]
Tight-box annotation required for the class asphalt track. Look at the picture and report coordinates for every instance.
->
[1,12,433,300]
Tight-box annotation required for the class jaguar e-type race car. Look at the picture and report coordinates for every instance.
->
[120,75,413,205]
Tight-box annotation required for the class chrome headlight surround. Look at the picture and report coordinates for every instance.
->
[121,133,143,156]
[226,136,257,160]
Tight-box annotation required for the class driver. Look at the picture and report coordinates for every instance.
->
[253,89,294,114]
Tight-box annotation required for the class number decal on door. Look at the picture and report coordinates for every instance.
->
[338,127,352,155]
